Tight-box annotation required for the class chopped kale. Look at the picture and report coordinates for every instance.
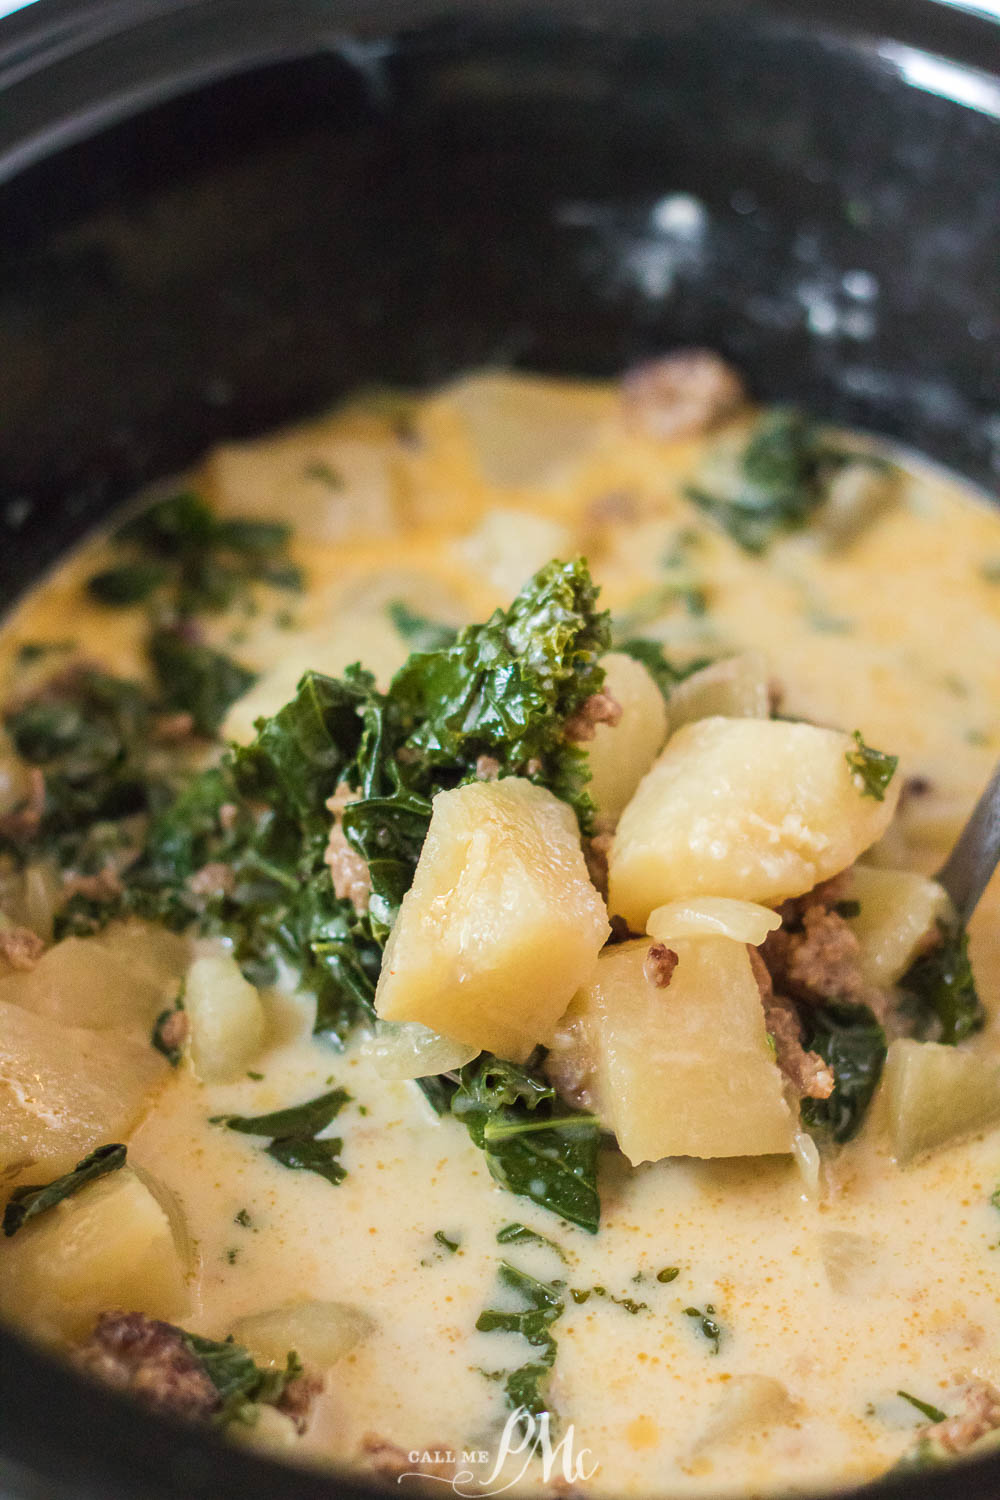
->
[149,628,257,737]
[266,1135,346,1186]
[451,1054,601,1234]
[212,1087,351,1138]
[898,923,984,1046]
[181,1331,302,1428]
[683,1304,722,1354]
[497,1224,568,1260]
[434,1230,461,1253]
[212,1087,350,1187]
[3,1143,126,1236]
[387,600,459,653]
[87,562,169,606]
[834,899,862,920]
[477,1262,566,1422]
[687,409,889,553]
[613,637,712,700]
[234,1208,253,1228]
[800,1002,887,1143]
[845,730,898,802]
[898,1391,947,1424]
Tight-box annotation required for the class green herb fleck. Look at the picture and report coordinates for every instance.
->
[304,460,345,489]
[3,1143,127,1236]
[683,1304,722,1355]
[845,730,898,801]
[434,1230,461,1253]
[234,1209,252,1228]
[86,562,168,606]
[898,1391,947,1424]
[834,899,861,920]
[656,1267,680,1284]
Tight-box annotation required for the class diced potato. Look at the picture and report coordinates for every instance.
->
[375,779,609,1062]
[883,1038,1000,1165]
[203,425,399,542]
[0,1002,167,1178]
[0,859,61,942]
[694,1375,794,1452]
[363,1020,478,1081]
[567,938,794,1163]
[92,920,191,995]
[0,1166,188,1343]
[818,459,900,545]
[0,934,179,1032]
[443,371,615,488]
[647,898,781,947]
[455,508,575,602]
[223,615,408,743]
[666,651,771,733]
[585,653,668,829]
[608,716,900,929]
[845,867,951,988]
[229,1405,299,1452]
[185,954,267,1083]
[231,1300,376,1369]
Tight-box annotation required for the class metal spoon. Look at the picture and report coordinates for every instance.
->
[936,761,1000,923]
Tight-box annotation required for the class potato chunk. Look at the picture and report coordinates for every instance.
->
[845,867,951,988]
[0,1002,166,1178]
[883,1038,1000,1164]
[608,716,900,928]
[185,953,267,1083]
[666,652,770,733]
[0,1166,188,1343]
[585,653,668,828]
[375,779,609,1062]
[567,938,793,1163]
[0,931,181,1033]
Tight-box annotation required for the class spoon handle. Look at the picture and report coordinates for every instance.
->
[936,760,1000,923]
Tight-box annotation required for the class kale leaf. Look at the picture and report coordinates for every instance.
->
[149,628,257,738]
[800,1002,887,1143]
[845,730,898,802]
[3,1143,127,1236]
[212,1087,351,1187]
[687,409,889,553]
[898,923,984,1045]
[181,1331,303,1428]
[476,1262,566,1421]
[451,1054,601,1233]
[212,1087,351,1138]
[386,600,458,653]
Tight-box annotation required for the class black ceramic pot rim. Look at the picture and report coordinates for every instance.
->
[1,0,1000,183]
[0,2,998,1499]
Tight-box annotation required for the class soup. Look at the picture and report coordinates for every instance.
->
[3,354,1000,1496]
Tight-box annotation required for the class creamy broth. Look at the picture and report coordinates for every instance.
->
[3,365,1000,1496]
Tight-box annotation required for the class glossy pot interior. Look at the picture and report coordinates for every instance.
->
[0,0,998,1496]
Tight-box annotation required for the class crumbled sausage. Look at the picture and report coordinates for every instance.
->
[748,947,835,1101]
[324,784,371,916]
[275,1367,324,1434]
[923,1379,1000,1455]
[761,876,876,1010]
[76,1312,220,1422]
[564,691,622,744]
[620,350,746,441]
[157,1008,189,1054]
[475,754,501,781]
[360,1433,455,1483]
[152,711,197,744]
[218,801,240,833]
[186,862,236,898]
[0,766,45,842]
[0,923,44,971]
[644,943,678,988]
[584,832,613,897]
[61,868,124,903]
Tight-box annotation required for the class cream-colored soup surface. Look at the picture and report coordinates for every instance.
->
[3,362,1000,1497]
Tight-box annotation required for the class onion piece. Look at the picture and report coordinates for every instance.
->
[647,898,781,947]
[231,1299,376,1369]
[363,1019,478,1081]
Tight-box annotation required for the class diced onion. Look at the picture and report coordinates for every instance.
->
[186,953,267,1083]
[694,1375,794,1452]
[362,1019,478,1081]
[647,898,781,947]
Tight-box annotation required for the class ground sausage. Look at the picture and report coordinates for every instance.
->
[76,1312,220,1422]
[923,1379,1000,1455]
[761,876,873,1009]
[748,947,835,1101]
[620,350,746,441]
[0,924,45,971]
[324,784,372,916]
[644,943,678,989]
[564,691,622,744]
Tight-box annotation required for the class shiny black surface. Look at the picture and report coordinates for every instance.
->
[0,1,998,1496]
